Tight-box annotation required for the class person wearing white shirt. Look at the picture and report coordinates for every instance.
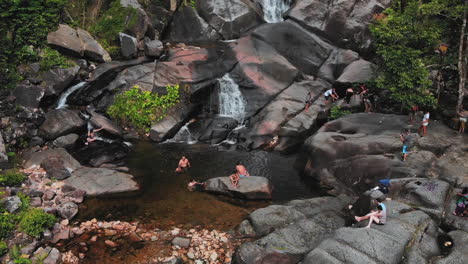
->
[324,88,338,104]
[419,111,430,136]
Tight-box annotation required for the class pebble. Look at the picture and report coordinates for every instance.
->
[104,240,118,248]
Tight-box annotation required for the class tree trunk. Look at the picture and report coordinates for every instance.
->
[456,0,467,112]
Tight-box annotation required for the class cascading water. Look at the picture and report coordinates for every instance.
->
[218,74,246,122]
[166,122,197,144]
[56,82,87,109]
[259,0,292,23]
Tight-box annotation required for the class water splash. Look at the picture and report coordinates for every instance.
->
[259,0,292,23]
[218,74,246,122]
[56,82,87,109]
[166,122,197,144]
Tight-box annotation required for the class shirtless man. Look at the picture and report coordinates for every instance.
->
[230,161,250,188]
[85,127,104,145]
[175,155,191,172]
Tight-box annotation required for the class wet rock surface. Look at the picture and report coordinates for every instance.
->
[203,176,273,200]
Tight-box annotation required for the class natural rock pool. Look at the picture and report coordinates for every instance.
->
[78,141,318,230]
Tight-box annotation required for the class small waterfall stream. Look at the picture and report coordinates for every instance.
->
[218,74,246,122]
[259,0,292,23]
[166,122,197,144]
[56,82,87,109]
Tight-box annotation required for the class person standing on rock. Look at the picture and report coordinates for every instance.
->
[304,91,314,111]
[345,87,354,104]
[324,88,339,104]
[400,129,415,161]
[409,105,419,124]
[363,95,372,113]
[355,198,387,228]
[175,155,191,172]
[418,111,430,137]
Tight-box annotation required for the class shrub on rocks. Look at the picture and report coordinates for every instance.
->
[0,240,7,256]
[19,208,56,237]
[0,212,15,239]
[0,170,26,187]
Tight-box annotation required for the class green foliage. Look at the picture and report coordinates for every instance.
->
[0,241,7,257]
[108,85,181,132]
[330,106,352,120]
[39,47,74,71]
[0,212,15,239]
[369,0,447,108]
[16,193,30,212]
[10,245,31,264]
[0,0,66,90]
[19,208,55,237]
[0,170,26,187]
[89,0,137,57]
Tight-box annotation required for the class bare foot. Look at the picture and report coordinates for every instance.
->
[355,216,360,222]
[365,226,371,228]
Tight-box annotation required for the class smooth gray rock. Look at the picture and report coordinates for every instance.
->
[65,167,139,196]
[196,0,263,39]
[172,237,191,248]
[203,176,273,200]
[336,59,376,84]
[43,247,61,264]
[41,66,80,96]
[434,230,468,264]
[248,205,306,236]
[167,6,220,42]
[144,38,163,57]
[57,202,78,220]
[52,133,79,148]
[77,28,111,62]
[39,109,85,139]
[119,33,138,59]
[86,107,124,136]
[23,148,81,172]
[13,84,45,108]
[1,196,22,213]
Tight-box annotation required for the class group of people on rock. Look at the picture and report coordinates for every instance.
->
[305,84,374,112]
[176,155,250,189]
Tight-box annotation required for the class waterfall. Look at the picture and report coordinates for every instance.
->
[218,74,246,122]
[166,122,197,144]
[259,0,292,23]
[56,82,87,109]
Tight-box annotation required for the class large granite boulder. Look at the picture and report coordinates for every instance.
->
[242,77,330,150]
[235,196,352,263]
[286,0,392,51]
[52,133,79,148]
[149,105,193,142]
[167,6,220,42]
[153,44,237,87]
[144,38,164,57]
[86,107,124,136]
[196,0,263,39]
[41,66,80,96]
[65,167,139,196]
[230,36,299,117]
[203,176,272,200]
[47,24,110,62]
[335,59,376,84]
[119,33,138,59]
[39,109,85,140]
[23,148,81,172]
[302,113,444,195]
[120,0,151,41]
[13,84,45,108]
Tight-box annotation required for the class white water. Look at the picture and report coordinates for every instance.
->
[259,0,292,23]
[56,82,87,109]
[166,122,197,144]
[218,74,246,122]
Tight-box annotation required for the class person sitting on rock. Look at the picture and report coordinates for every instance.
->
[175,155,191,172]
[230,161,250,188]
[304,91,314,112]
[355,198,387,228]
[453,188,468,216]
[324,88,339,104]
[400,129,415,161]
[85,127,104,145]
